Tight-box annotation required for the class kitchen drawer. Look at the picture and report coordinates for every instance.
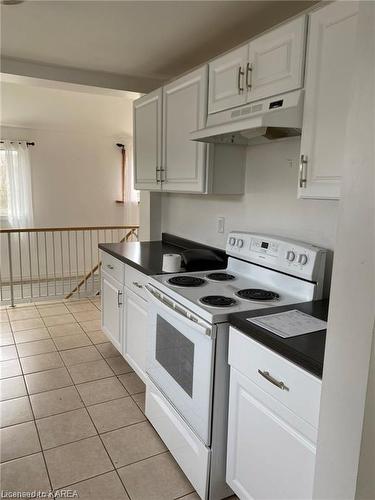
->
[101,251,125,284]
[146,378,210,500]
[228,327,321,429]
[125,265,148,301]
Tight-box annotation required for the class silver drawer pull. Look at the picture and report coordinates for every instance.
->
[258,369,289,391]
[132,281,143,289]
[117,290,123,307]
[299,154,308,188]
[237,66,244,93]
[106,264,114,270]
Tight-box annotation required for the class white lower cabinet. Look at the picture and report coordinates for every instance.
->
[227,327,321,500]
[101,256,149,380]
[123,287,148,382]
[101,270,123,352]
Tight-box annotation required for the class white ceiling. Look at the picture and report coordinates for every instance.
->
[1,81,134,136]
[1,0,318,86]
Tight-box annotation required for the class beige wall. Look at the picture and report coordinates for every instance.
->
[1,125,136,228]
[0,83,139,289]
[1,81,138,228]
[161,137,339,293]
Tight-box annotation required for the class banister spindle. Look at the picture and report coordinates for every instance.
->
[60,231,64,296]
[75,231,79,298]
[90,230,94,294]
[44,231,48,297]
[36,232,41,298]
[68,231,72,294]
[7,233,15,307]
[27,232,32,299]
[52,232,57,296]
[18,232,23,300]
[83,231,87,293]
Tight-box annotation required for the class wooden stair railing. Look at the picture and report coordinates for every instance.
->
[0,225,139,306]
[64,227,137,299]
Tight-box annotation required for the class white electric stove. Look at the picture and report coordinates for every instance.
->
[144,232,327,500]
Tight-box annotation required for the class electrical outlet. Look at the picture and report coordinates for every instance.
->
[217,217,225,234]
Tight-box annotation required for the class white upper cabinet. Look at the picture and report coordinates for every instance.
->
[298,2,359,199]
[133,88,162,191]
[133,66,246,194]
[208,45,249,114]
[162,66,208,192]
[208,16,306,114]
[248,17,306,103]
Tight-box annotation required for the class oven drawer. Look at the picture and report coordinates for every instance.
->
[228,327,322,429]
[146,378,210,500]
[125,264,148,301]
[101,251,125,283]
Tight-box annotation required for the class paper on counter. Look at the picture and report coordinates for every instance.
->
[247,309,327,338]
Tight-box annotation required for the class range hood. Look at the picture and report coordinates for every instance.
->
[191,90,304,146]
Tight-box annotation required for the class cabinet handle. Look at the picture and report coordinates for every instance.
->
[258,369,289,391]
[160,168,165,184]
[299,155,308,188]
[156,167,165,184]
[117,290,123,307]
[132,281,143,289]
[237,66,244,94]
[246,62,252,90]
[156,166,160,184]
[106,264,114,270]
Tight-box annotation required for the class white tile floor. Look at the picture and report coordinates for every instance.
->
[0,297,204,500]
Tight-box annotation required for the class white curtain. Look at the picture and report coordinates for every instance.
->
[3,140,34,228]
[124,142,139,225]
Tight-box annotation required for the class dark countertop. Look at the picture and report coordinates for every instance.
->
[99,233,227,276]
[229,300,329,378]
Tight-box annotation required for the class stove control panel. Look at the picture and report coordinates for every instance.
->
[226,232,327,283]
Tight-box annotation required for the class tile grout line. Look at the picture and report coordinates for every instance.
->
[10,300,49,472]
[2,299,161,500]
[19,352,54,493]
[43,310,149,499]
[27,321,104,493]
[50,340,135,499]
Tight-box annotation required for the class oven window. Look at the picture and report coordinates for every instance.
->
[155,315,194,398]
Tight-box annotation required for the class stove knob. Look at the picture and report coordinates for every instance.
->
[286,250,296,262]
[236,239,244,248]
[229,237,236,246]
[298,254,308,265]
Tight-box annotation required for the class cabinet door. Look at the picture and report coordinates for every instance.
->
[208,45,248,114]
[133,88,162,191]
[101,272,123,352]
[123,288,148,381]
[298,2,358,199]
[162,66,208,193]
[247,16,306,103]
[227,368,316,500]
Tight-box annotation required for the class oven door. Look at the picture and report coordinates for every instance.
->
[144,285,215,446]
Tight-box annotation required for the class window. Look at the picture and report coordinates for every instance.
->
[0,149,16,219]
[0,141,33,227]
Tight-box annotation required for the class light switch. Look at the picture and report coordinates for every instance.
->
[217,217,225,233]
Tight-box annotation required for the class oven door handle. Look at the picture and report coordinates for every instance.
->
[144,285,212,337]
